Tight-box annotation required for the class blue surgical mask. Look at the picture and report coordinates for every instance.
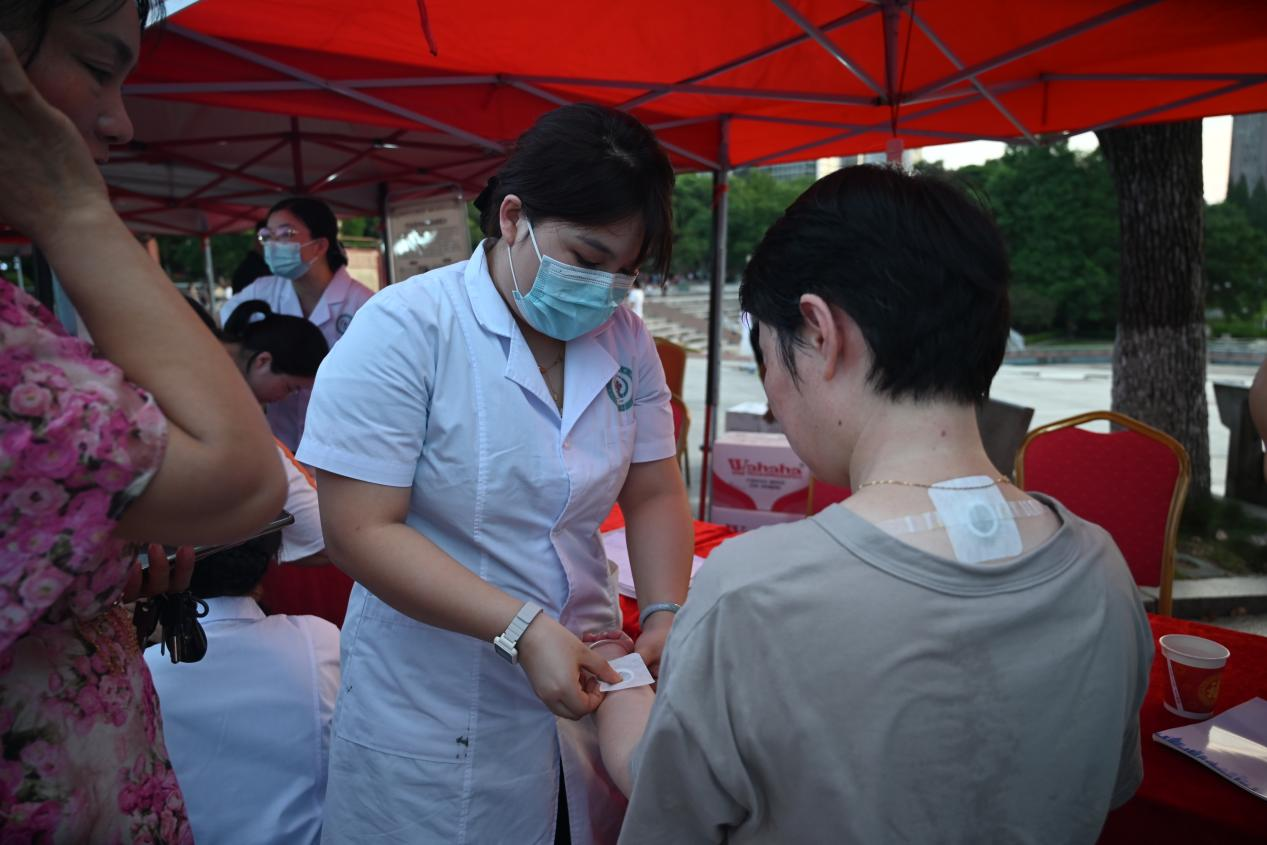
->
[507,219,636,341]
[264,240,316,280]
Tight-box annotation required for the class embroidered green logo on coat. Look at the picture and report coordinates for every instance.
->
[607,366,634,411]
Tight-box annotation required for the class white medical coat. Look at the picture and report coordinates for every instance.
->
[296,244,675,844]
[146,596,341,845]
[220,267,375,452]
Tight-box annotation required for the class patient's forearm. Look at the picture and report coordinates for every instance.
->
[591,641,656,797]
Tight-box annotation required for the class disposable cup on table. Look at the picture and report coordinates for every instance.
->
[1158,634,1230,720]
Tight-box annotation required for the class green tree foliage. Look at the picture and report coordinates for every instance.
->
[1204,199,1267,320]
[956,144,1120,336]
[1226,176,1267,232]
[669,169,813,278]
[154,232,254,286]
[669,172,713,275]
[668,148,1125,337]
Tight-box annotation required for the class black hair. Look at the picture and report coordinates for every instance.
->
[183,294,220,337]
[473,103,675,277]
[266,197,347,272]
[1,0,163,66]
[740,165,1010,405]
[189,529,281,599]
[222,300,330,377]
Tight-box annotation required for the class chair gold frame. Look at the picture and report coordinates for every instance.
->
[1014,410,1191,616]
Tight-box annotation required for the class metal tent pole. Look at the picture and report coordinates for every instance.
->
[698,118,730,522]
[202,235,216,311]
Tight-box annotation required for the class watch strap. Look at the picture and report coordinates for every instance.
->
[503,601,542,645]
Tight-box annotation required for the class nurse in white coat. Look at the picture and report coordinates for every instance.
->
[296,104,694,844]
[219,196,375,452]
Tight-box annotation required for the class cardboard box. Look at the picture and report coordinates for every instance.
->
[724,401,783,434]
[710,506,804,534]
[711,431,809,516]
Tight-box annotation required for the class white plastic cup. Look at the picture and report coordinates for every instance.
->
[1158,634,1230,720]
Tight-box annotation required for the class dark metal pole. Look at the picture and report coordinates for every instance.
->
[32,248,55,311]
[698,118,730,521]
[378,181,392,286]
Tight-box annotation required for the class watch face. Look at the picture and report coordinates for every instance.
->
[493,636,517,664]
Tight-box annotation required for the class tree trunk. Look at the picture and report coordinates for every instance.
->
[1096,121,1209,497]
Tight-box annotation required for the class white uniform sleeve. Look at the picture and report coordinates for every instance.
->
[276,445,325,563]
[629,323,676,464]
[295,288,433,487]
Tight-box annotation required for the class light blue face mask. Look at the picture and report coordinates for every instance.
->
[264,240,316,280]
[507,219,636,341]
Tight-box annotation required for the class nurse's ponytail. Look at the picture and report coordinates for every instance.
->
[474,103,674,277]
[222,300,330,377]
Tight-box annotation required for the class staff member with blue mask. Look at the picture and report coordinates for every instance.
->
[220,196,375,452]
[296,104,693,845]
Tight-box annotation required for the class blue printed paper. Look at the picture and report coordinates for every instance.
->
[1154,697,1267,802]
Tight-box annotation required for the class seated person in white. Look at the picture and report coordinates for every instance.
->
[602,165,1153,844]
[145,531,340,845]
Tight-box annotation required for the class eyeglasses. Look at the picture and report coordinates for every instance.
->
[257,226,305,245]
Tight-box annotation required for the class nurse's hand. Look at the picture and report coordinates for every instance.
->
[518,616,623,720]
[634,613,673,678]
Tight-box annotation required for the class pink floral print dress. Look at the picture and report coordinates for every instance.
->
[0,279,192,844]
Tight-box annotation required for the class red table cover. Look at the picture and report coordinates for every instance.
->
[1099,615,1267,844]
[602,506,737,640]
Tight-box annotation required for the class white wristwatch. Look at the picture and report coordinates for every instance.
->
[493,602,543,664]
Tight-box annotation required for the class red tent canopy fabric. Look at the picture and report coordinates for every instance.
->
[108,0,1267,232]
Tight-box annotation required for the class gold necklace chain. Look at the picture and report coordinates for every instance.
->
[537,349,564,374]
[855,475,1011,491]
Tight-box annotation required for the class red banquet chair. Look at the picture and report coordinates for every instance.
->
[669,393,691,483]
[1014,411,1190,616]
[807,478,851,515]
[654,337,688,400]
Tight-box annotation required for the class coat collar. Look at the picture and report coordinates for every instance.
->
[465,242,618,433]
[305,267,354,327]
[201,595,267,624]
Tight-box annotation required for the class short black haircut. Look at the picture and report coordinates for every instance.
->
[223,300,330,377]
[474,103,675,277]
[189,530,281,599]
[740,165,1010,405]
[266,196,347,272]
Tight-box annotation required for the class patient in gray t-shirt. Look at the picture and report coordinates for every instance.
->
[607,165,1153,845]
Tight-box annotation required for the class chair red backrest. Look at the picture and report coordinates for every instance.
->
[669,393,691,478]
[1015,411,1190,615]
[807,478,851,515]
[670,394,686,449]
[655,337,688,399]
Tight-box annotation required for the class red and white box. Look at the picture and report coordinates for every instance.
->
[710,431,809,532]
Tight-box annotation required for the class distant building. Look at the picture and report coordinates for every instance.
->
[762,160,819,182]
[1229,113,1267,194]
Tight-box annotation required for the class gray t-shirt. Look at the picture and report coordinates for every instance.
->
[622,495,1152,844]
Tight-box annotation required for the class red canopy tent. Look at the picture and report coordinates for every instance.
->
[110,0,1267,516]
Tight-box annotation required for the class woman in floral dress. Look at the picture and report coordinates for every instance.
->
[0,2,287,841]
